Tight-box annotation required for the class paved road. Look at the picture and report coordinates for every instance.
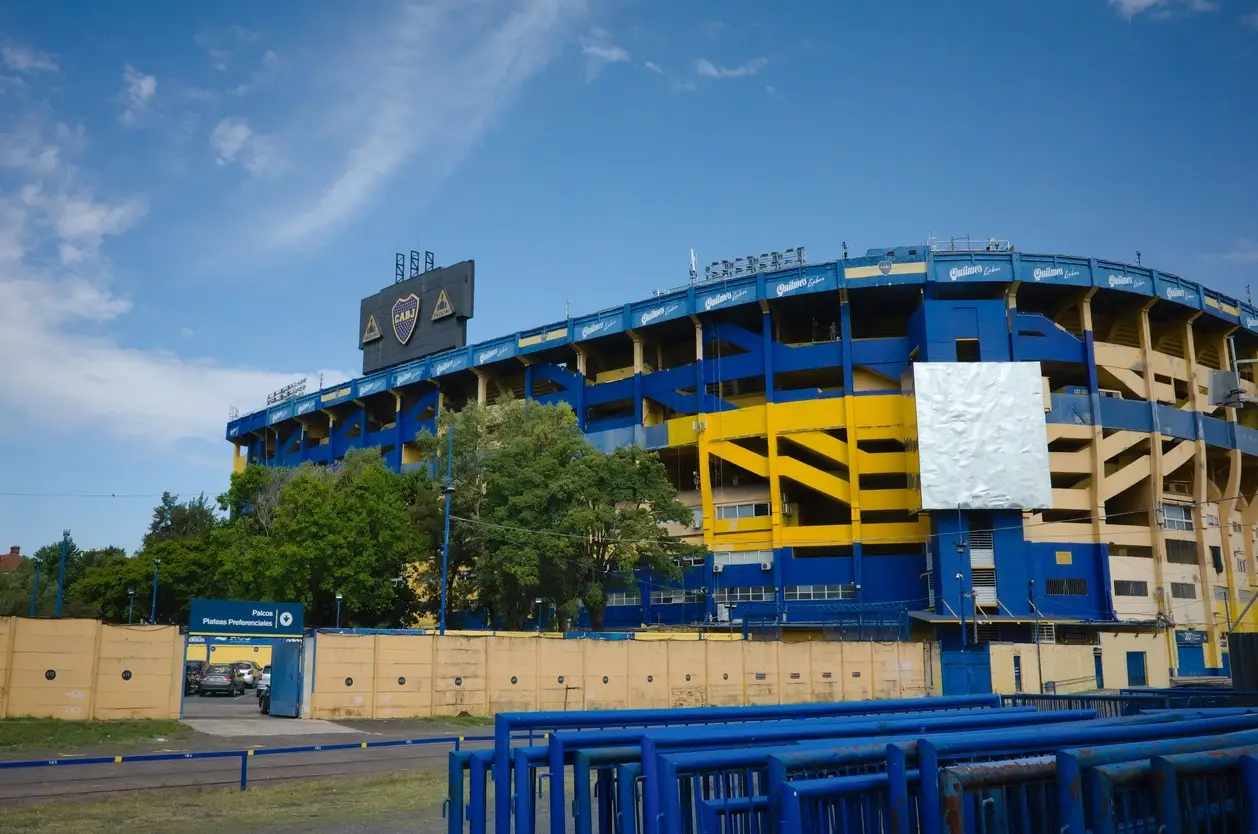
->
[0,693,494,803]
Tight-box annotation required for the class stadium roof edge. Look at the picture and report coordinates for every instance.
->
[226,248,1258,439]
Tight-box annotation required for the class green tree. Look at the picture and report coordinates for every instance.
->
[143,491,217,548]
[217,449,433,626]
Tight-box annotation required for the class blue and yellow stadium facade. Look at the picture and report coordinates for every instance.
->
[227,244,1258,680]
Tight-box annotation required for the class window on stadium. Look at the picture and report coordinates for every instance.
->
[784,584,856,601]
[713,550,773,568]
[606,591,641,607]
[1113,580,1148,597]
[715,502,771,521]
[1046,578,1087,596]
[1170,582,1197,600]
[1161,503,1193,532]
[712,586,774,604]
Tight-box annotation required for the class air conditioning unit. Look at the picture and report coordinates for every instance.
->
[781,503,793,517]
[713,564,724,574]
[760,562,772,571]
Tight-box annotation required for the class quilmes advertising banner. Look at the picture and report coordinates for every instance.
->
[188,599,305,637]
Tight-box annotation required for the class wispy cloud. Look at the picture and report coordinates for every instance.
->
[580,28,630,81]
[260,0,587,250]
[694,57,767,78]
[195,25,265,71]
[1243,9,1258,28]
[210,117,277,175]
[1207,239,1258,264]
[1,44,58,73]
[0,118,348,443]
[1108,0,1217,19]
[119,65,157,124]
[644,61,663,74]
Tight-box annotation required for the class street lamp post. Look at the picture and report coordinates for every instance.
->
[150,559,161,624]
[439,425,455,636]
[55,530,70,618]
[127,588,136,624]
[335,592,343,629]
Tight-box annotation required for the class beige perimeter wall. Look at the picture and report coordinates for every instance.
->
[988,632,1172,695]
[0,617,183,720]
[310,633,935,719]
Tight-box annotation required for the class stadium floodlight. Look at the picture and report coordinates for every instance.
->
[266,378,308,406]
[702,247,806,282]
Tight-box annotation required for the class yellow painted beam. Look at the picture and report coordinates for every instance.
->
[786,430,849,464]
[777,457,851,504]
[708,440,770,478]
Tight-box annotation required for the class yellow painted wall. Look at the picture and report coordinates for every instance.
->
[307,633,935,719]
[0,617,183,720]
[989,632,1171,694]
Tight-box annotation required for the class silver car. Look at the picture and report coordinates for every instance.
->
[233,661,262,688]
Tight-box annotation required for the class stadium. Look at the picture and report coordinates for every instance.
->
[226,238,1258,687]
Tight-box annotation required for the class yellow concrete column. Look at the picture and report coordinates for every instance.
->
[1183,316,1222,667]
[840,289,862,545]
[1137,302,1176,666]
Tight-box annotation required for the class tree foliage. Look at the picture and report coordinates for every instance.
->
[5,402,698,631]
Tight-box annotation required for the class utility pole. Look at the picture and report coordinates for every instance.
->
[150,558,161,623]
[55,530,69,618]
[439,425,455,636]
[1029,580,1044,694]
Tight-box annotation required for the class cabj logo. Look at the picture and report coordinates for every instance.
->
[392,293,420,344]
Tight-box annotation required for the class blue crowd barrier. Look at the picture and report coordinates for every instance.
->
[485,694,1000,834]
[463,692,1258,834]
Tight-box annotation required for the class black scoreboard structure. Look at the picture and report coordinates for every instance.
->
[359,260,475,375]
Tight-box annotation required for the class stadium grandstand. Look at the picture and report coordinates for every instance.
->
[226,237,1258,680]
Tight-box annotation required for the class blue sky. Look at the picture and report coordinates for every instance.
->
[1,0,1256,554]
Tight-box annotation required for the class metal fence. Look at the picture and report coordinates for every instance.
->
[0,733,490,801]
[454,693,1258,834]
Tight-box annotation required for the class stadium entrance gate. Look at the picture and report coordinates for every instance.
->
[187,599,305,718]
[940,644,993,696]
[267,641,303,717]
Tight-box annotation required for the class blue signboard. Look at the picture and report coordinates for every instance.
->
[767,267,836,299]
[632,298,687,329]
[1095,262,1154,296]
[428,350,469,377]
[1018,258,1089,287]
[932,256,1012,283]
[189,599,305,637]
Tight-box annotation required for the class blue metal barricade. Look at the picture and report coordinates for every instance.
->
[1151,745,1258,834]
[491,695,1000,834]
[778,771,918,834]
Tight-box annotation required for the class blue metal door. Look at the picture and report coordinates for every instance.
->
[941,645,992,696]
[1093,653,1105,689]
[269,640,302,718]
[1126,651,1147,687]
[1177,644,1206,677]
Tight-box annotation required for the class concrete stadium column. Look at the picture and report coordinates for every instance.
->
[1004,281,1021,359]
[629,330,645,426]
[1137,300,1177,670]
[471,369,489,405]
[573,345,588,429]
[691,316,715,552]
[760,305,783,579]
[1183,314,1222,668]
[1080,292,1107,550]
[1214,330,1251,624]
[839,289,863,588]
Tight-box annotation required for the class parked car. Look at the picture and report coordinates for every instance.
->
[256,664,271,700]
[184,660,205,695]
[233,660,263,688]
[198,663,246,696]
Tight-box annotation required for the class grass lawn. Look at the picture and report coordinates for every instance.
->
[1,767,446,833]
[0,718,192,753]
[423,714,493,727]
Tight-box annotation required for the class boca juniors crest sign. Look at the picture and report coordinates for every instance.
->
[392,293,420,344]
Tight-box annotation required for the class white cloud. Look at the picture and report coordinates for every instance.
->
[120,66,157,124]
[694,57,767,78]
[580,29,629,81]
[1209,239,1258,264]
[644,61,663,74]
[262,0,587,250]
[1244,9,1258,28]
[211,117,278,175]
[1108,0,1217,18]
[1,45,57,73]
[0,122,348,444]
